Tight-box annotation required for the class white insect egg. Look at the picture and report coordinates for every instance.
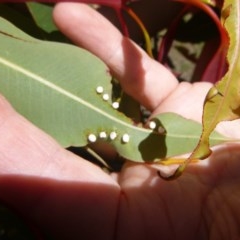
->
[96,86,104,94]
[149,120,157,130]
[102,93,109,101]
[110,131,117,140]
[122,134,130,143]
[88,134,97,143]
[99,131,107,139]
[112,102,120,109]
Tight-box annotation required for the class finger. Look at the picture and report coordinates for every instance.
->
[152,82,212,122]
[53,3,178,110]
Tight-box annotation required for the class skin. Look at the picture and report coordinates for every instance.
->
[0,2,240,240]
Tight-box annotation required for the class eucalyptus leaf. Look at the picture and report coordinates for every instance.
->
[0,4,44,39]
[26,3,57,33]
[186,0,240,160]
[0,17,231,163]
[0,16,39,42]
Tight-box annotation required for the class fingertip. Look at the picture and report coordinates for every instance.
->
[53,3,178,110]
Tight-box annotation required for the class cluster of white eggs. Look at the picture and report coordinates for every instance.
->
[87,131,130,144]
[87,86,164,145]
[96,86,119,109]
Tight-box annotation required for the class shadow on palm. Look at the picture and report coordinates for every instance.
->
[116,143,240,239]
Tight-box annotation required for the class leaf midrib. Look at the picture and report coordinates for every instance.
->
[205,0,240,134]
[0,55,229,142]
[220,0,240,118]
[0,55,152,133]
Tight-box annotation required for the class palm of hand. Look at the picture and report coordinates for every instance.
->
[0,2,240,240]
[117,149,240,240]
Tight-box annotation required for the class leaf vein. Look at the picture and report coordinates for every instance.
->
[0,56,151,133]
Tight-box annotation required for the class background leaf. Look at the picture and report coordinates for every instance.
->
[189,0,240,160]
[25,2,68,42]
[0,3,45,39]
[26,2,57,33]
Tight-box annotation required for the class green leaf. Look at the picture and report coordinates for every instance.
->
[0,4,45,39]
[188,0,240,160]
[148,113,230,159]
[0,14,39,42]
[25,3,69,42]
[164,0,240,179]
[0,17,231,163]
[26,3,57,33]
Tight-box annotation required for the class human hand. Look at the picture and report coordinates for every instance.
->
[0,2,240,240]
